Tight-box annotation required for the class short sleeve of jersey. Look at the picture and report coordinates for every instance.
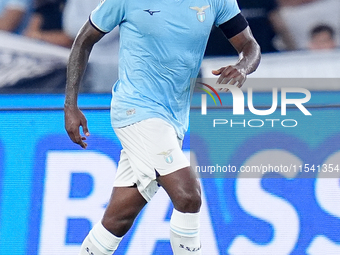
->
[90,0,125,33]
[214,0,241,27]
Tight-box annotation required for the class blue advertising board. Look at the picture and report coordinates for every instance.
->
[0,92,339,255]
[0,139,3,223]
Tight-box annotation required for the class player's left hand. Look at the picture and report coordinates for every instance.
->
[212,65,247,92]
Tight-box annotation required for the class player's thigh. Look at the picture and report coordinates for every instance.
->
[157,166,201,213]
[114,118,190,202]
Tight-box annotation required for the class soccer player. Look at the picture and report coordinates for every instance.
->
[64,0,261,254]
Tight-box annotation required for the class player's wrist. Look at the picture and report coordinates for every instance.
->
[64,95,78,108]
[233,63,247,76]
[64,103,79,110]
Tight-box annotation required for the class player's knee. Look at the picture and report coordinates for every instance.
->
[102,214,135,237]
[175,187,202,213]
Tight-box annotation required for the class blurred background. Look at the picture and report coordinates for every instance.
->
[0,0,340,93]
[0,0,340,254]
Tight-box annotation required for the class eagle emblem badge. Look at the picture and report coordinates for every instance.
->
[158,149,174,164]
[190,5,210,22]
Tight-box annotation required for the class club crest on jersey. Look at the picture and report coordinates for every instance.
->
[158,149,174,164]
[190,5,210,22]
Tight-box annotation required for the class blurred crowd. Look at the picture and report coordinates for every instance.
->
[0,0,119,93]
[205,0,340,55]
[0,0,339,92]
[2,0,338,50]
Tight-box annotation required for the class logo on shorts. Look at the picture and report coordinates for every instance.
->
[158,149,174,164]
[190,5,210,22]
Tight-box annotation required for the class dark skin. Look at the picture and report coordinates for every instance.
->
[212,26,261,91]
[65,20,260,237]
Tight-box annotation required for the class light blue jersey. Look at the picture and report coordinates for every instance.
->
[90,0,240,139]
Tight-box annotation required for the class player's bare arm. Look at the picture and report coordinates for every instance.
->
[64,21,105,149]
[212,26,261,88]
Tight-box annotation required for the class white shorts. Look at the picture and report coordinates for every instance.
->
[113,118,190,202]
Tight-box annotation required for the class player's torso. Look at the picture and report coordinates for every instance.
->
[120,0,216,53]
